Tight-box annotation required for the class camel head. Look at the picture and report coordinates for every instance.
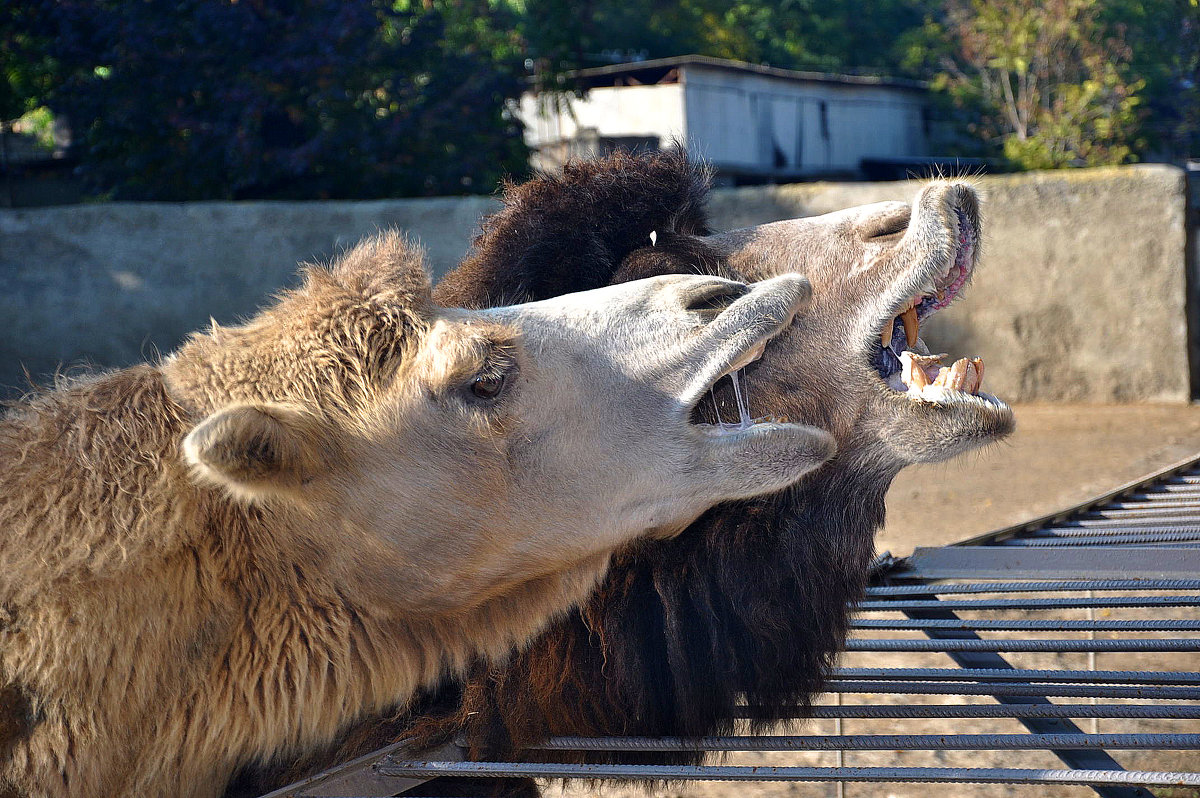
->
[167,232,833,613]
[606,178,1013,475]
[698,181,1014,467]
[0,227,835,798]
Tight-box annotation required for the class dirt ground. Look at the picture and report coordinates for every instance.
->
[552,402,1200,798]
[881,403,1200,553]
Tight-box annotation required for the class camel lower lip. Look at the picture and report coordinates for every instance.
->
[696,420,799,439]
[877,206,977,355]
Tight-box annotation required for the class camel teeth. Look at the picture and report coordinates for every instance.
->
[968,357,985,394]
[899,351,931,390]
[901,307,919,347]
[881,320,894,349]
[902,353,988,401]
[950,358,971,391]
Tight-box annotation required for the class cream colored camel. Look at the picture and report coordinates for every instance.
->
[0,232,833,798]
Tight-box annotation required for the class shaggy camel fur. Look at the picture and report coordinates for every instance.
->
[0,232,835,798]
[238,150,1014,797]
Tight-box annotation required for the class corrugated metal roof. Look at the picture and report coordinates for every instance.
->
[570,54,928,92]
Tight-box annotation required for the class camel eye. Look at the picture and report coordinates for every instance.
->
[460,345,519,405]
[470,372,508,400]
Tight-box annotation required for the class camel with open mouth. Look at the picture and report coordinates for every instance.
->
[236,151,1014,797]
[0,231,834,798]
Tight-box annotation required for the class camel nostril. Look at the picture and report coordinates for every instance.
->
[684,283,750,315]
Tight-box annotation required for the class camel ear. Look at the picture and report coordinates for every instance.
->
[183,404,333,501]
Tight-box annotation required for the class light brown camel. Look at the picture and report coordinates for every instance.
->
[0,231,834,798]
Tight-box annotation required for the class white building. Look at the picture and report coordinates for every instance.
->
[519,55,932,182]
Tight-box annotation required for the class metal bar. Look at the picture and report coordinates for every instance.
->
[1004,532,1200,547]
[1037,522,1200,533]
[898,600,1143,798]
[378,759,1200,787]
[531,733,1200,752]
[833,667,1200,684]
[890,546,1200,580]
[254,739,453,798]
[851,618,1200,631]
[843,638,1200,652]
[1100,540,1200,548]
[858,595,1200,610]
[824,681,1200,699]
[738,704,1200,720]
[1062,517,1200,529]
[1103,500,1200,512]
[864,579,1200,596]
[882,458,1200,798]
[1126,491,1200,502]
[1138,485,1200,494]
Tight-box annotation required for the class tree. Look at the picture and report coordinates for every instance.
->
[1,3,59,150]
[11,0,528,200]
[1105,0,1200,161]
[931,0,1143,168]
[518,0,929,79]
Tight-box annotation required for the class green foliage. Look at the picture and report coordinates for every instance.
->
[6,0,528,200]
[4,0,1194,197]
[12,107,57,152]
[0,4,57,126]
[1104,0,1200,160]
[920,0,1146,169]
[519,0,928,77]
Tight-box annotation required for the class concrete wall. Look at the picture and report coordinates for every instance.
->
[1,196,498,396]
[1,164,1190,402]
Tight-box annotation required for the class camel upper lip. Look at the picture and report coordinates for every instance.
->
[869,205,1004,407]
